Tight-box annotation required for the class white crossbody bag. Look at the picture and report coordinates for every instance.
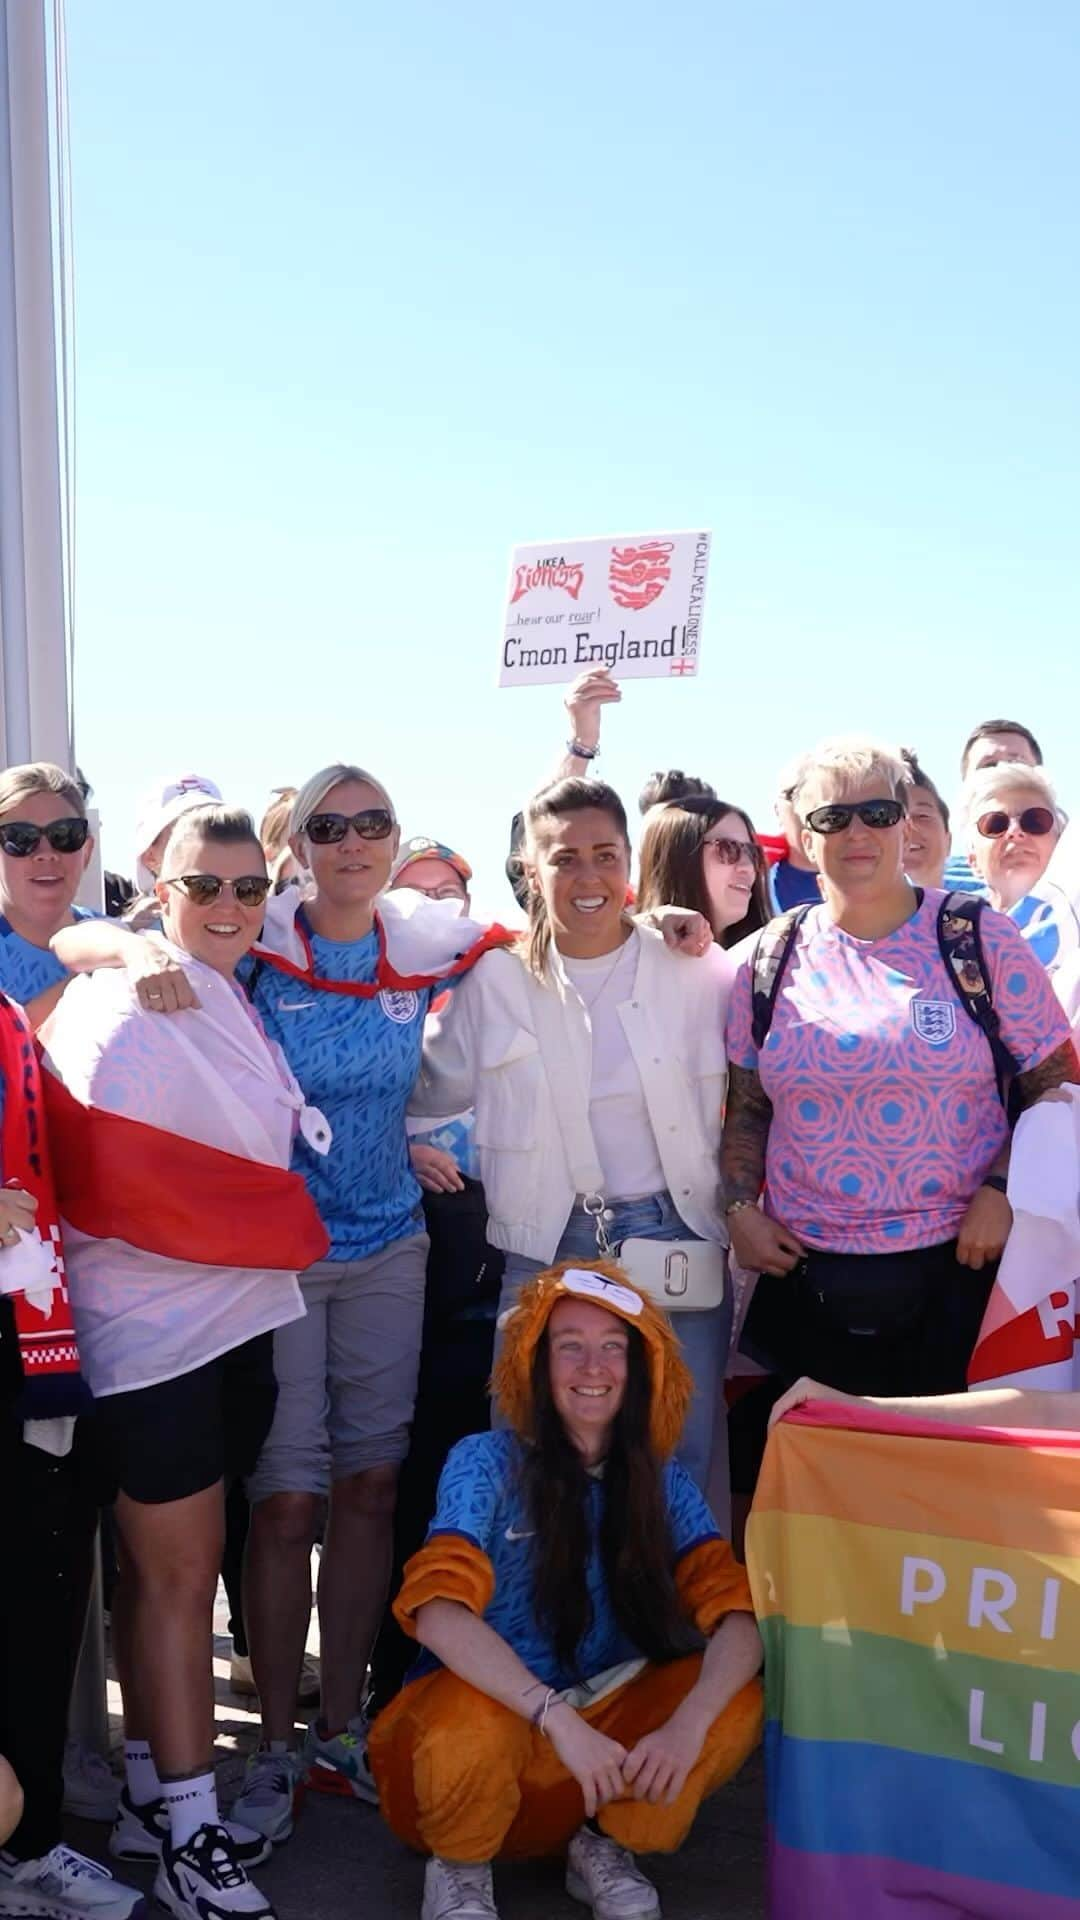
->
[530,976,726,1313]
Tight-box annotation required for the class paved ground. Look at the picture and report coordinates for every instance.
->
[67,1587,767,1920]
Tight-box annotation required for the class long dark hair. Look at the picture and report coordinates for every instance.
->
[519,1323,702,1675]
[519,777,632,980]
[636,796,770,948]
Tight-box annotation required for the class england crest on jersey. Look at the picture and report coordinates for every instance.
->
[379,988,421,1025]
[911,999,956,1047]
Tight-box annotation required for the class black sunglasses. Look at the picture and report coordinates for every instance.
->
[304,809,395,845]
[702,834,764,870]
[163,873,272,908]
[804,799,905,835]
[976,806,1056,841]
[0,817,89,858]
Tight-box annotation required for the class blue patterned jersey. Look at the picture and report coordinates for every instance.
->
[416,1429,720,1690]
[250,922,432,1260]
[0,906,96,1007]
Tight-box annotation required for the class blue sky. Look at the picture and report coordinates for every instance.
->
[66,0,1080,911]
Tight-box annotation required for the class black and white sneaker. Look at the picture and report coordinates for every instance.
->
[153,1826,274,1920]
[110,1794,269,1869]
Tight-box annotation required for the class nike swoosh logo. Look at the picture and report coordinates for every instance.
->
[504,1526,535,1542]
[278,999,316,1011]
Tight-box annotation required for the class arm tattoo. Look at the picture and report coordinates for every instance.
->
[1015,1039,1080,1112]
[721,1063,773,1206]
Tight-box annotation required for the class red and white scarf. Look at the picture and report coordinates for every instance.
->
[252,886,513,999]
[0,994,89,1416]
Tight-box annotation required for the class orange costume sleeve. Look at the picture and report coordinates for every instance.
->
[675,1537,754,1636]
[392,1532,496,1639]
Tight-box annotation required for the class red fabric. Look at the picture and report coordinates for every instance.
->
[42,1069,329,1271]
[755,833,789,870]
[253,912,514,1001]
[0,995,85,1401]
[969,1295,1078,1386]
[781,1399,1078,1450]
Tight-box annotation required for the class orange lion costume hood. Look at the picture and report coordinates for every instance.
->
[490,1258,694,1460]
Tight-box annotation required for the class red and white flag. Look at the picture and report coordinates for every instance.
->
[968,1086,1080,1391]
[39,957,329,1273]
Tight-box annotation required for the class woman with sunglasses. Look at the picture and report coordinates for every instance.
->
[0,762,98,1026]
[961,763,1064,918]
[231,765,505,1844]
[0,766,152,1920]
[722,736,1077,1403]
[40,805,329,1920]
[636,796,770,951]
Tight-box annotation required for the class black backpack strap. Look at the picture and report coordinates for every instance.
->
[936,891,1022,1118]
[750,906,812,1050]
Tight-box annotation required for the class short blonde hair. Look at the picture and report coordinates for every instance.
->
[961,762,1064,847]
[0,761,86,821]
[289,764,397,841]
[793,735,911,823]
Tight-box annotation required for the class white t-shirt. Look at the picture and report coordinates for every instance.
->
[562,933,666,1202]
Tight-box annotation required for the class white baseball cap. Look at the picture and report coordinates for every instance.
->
[134,774,223,890]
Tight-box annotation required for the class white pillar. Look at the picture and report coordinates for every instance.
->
[0,0,73,771]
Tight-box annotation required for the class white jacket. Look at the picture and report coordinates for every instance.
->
[410,927,733,1261]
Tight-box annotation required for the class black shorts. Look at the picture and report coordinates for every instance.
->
[88,1333,277,1506]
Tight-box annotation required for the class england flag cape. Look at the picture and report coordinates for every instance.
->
[38,951,330,1271]
[968,1083,1080,1391]
[251,885,514,999]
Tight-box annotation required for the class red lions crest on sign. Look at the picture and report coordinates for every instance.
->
[608,541,675,611]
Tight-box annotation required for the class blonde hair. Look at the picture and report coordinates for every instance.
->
[961,762,1064,847]
[793,735,911,823]
[260,787,297,860]
[0,761,86,821]
[518,777,631,981]
[289,764,397,842]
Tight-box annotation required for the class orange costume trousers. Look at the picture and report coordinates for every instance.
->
[368,1655,763,1862]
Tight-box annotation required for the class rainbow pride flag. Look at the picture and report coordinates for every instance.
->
[746,1403,1080,1917]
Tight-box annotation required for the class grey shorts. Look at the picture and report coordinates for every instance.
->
[247,1230,429,1499]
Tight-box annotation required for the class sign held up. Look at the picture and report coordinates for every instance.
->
[499,529,711,688]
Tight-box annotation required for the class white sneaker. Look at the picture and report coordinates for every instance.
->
[0,1844,146,1919]
[62,1744,121,1824]
[229,1748,306,1846]
[421,1857,498,1920]
[154,1826,273,1920]
[229,1653,320,1708]
[566,1828,661,1920]
[108,1790,269,1867]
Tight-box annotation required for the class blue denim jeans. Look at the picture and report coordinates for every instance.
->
[499,1193,732,1523]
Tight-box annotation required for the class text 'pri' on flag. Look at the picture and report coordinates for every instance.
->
[746,1402,1080,1919]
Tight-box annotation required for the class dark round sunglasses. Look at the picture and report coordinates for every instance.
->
[304,809,394,845]
[163,874,272,909]
[976,806,1056,840]
[703,835,764,869]
[0,817,89,858]
[804,798,905,835]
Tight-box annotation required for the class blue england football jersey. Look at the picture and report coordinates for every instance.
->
[414,1429,722,1691]
[0,906,95,1007]
[251,923,432,1260]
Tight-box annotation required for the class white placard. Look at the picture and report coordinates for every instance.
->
[499,529,710,688]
